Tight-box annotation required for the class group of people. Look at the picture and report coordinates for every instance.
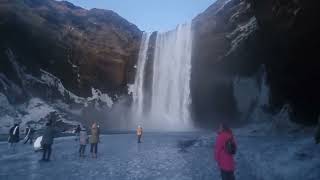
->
[5,121,236,180]
[7,118,320,180]
[5,120,236,180]
[77,123,100,158]
[8,124,35,150]
[76,123,143,158]
[7,121,235,180]
[39,122,102,161]
[3,122,248,180]
[7,121,144,162]
[12,120,320,180]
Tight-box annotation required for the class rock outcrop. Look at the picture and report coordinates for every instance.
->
[192,0,259,126]
[0,0,142,97]
[249,0,320,125]
[191,0,320,127]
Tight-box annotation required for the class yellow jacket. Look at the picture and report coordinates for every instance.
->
[136,127,143,136]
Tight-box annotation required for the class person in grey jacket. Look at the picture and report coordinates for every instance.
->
[79,127,88,157]
[41,122,55,161]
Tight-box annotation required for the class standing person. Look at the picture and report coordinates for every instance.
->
[41,122,55,161]
[24,125,34,144]
[90,122,99,158]
[8,123,20,150]
[74,125,81,141]
[79,127,88,157]
[136,125,143,143]
[214,122,237,180]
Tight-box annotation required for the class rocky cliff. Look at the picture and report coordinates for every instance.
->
[0,0,142,132]
[192,0,320,127]
[0,0,142,97]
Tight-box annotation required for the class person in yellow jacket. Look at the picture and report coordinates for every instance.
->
[90,122,100,158]
[136,125,143,143]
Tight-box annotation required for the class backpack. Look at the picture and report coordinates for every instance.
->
[225,138,236,155]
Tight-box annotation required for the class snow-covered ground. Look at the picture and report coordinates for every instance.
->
[0,132,319,180]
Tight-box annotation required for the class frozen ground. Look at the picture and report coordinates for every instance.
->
[0,132,319,180]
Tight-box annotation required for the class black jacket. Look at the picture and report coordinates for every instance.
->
[8,125,19,143]
[42,126,55,145]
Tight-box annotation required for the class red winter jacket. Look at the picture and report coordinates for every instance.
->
[214,130,237,171]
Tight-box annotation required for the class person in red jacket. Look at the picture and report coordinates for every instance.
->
[214,122,237,180]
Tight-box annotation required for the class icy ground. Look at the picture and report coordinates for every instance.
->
[0,132,319,180]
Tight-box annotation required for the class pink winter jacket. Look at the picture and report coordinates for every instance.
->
[214,130,237,171]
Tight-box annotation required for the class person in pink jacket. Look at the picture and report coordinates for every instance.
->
[214,122,237,180]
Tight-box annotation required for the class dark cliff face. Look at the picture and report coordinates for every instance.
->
[249,0,320,124]
[0,0,142,97]
[191,0,320,127]
[192,0,259,127]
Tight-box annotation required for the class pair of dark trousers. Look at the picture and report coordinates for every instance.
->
[137,135,142,143]
[79,145,86,155]
[90,143,98,154]
[221,170,235,180]
[42,144,52,160]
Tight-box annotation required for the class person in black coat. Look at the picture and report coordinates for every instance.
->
[8,123,20,150]
[41,122,56,161]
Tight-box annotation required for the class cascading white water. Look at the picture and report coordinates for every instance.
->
[150,23,193,128]
[131,23,193,130]
[131,33,150,117]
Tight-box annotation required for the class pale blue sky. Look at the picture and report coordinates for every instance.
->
[60,0,215,32]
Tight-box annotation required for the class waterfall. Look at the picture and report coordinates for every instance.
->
[131,23,193,130]
[131,33,150,117]
[150,23,193,128]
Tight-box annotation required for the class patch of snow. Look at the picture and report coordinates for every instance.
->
[6,49,25,88]
[215,0,234,15]
[229,1,250,24]
[53,100,82,116]
[0,115,16,134]
[18,98,56,127]
[271,104,300,132]
[87,88,113,108]
[40,69,113,108]
[226,17,258,56]
[0,93,15,115]
[0,93,18,133]
[0,73,23,96]
[0,93,21,134]
[40,69,86,104]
